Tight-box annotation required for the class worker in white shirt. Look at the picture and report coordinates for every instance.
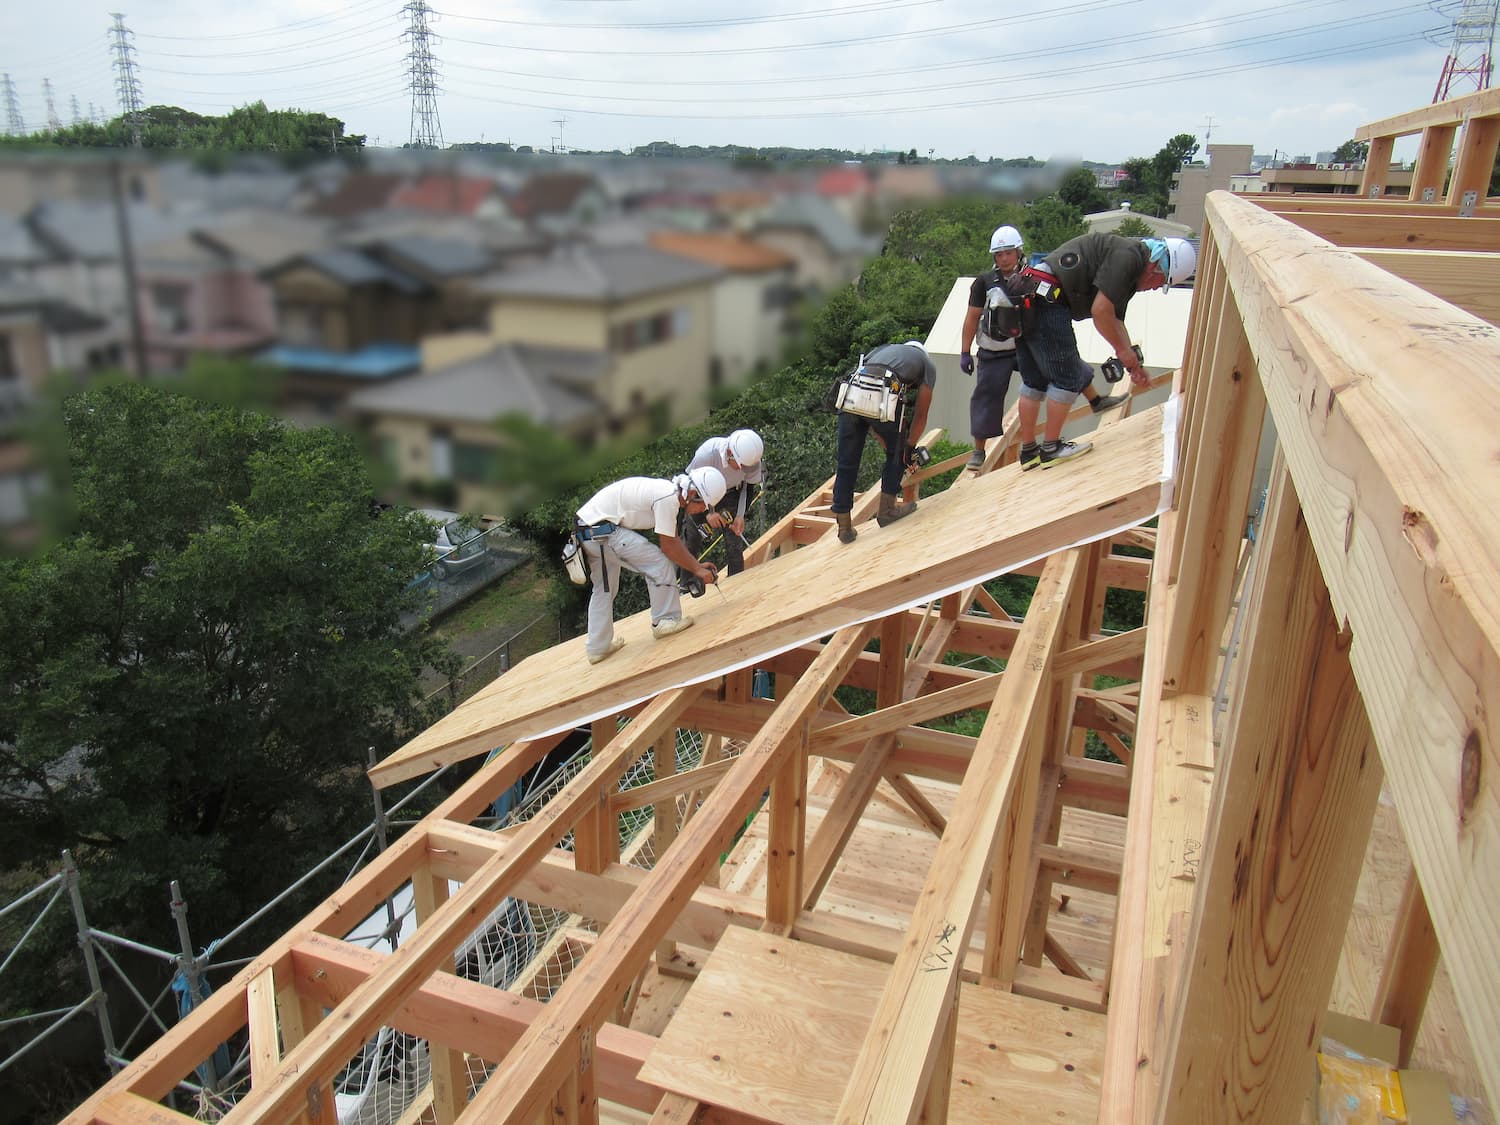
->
[683,428,764,576]
[574,467,727,665]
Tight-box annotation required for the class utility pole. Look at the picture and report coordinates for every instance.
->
[551,116,568,155]
[1201,114,1217,146]
[109,158,149,379]
[402,0,443,149]
[109,12,144,147]
[1,74,25,137]
[42,79,62,133]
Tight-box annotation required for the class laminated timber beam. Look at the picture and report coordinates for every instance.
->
[1257,210,1500,251]
[1349,248,1500,328]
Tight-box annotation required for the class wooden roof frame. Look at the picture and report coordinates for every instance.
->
[66,93,1500,1122]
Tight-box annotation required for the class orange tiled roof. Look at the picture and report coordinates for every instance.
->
[390,175,498,216]
[648,230,796,273]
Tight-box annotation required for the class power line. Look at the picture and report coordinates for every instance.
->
[133,0,393,43]
[403,0,443,148]
[431,0,938,33]
[109,12,145,146]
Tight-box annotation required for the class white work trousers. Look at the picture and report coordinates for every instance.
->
[582,527,683,659]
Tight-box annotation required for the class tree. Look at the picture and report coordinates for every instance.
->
[0,101,364,156]
[1114,215,1157,238]
[1333,138,1370,163]
[0,383,455,954]
[1058,167,1110,215]
[1020,197,1087,254]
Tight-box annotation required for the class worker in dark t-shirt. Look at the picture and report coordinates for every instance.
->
[1014,232,1196,469]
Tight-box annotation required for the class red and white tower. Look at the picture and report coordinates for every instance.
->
[1434,0,1499,102]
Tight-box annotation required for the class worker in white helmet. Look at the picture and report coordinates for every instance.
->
[829,339,934,544]
[574,466,726,664]
[1011,232,1196,469]
[683,428,765,575]
[960,225,1127,471]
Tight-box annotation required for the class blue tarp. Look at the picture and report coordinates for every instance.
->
[257,342,420,379]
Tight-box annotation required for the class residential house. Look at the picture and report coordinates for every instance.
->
[751,194,877,294]
[1168,144,1253,233]
[258,248,434,417]
[1083,205,1195,239]
[133,207,330,372]
[362,235,498,333]
[303,172,407,220]
[1257,162,1414,196]
[507,173,610,235]
[647,230,796,387]
[871,164,944,209]
[813,166,871,225]
[337,211,549,264]
[388,172,513,221]
[348,341,610,513]
[0,152,161,216]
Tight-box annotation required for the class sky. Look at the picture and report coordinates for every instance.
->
[0,0,1470,164]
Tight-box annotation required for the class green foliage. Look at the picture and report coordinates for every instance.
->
[1057,167,1110,215]
[1113,215,1157,239]
[1111,132,1199,217]
[1019,197,1087,254]
[0,383,456,959]
[1333,138,1370,163]
[0,101,364,157]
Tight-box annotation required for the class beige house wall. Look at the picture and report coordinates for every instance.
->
[421,331,495,371]
[1168,144,1253,234]
[608,285,714,423]
[755,228,840,291]
[489,298,606,350]
[0,314,50,391]
[711,270,790,384]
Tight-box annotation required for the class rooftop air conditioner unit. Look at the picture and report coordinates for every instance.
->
[1331,163,1346,170]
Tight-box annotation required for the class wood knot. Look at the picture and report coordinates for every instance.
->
[1460,730,1482,827]
[1401,507,1439,567]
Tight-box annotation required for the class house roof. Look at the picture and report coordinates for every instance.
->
[815,166,870,197]
[192,209,332,270]
[0,211,47,265]
[753,194,873,256]
[265,247,428,294]
[477,243,722,302]
[647,230,795,274]
[368,235,494,281]
[389,174,499,216]
[1083,209,1195,239]
[0,279,106,332]
[347,341,607,428]
[25,200,191,262]
[304,173,407,218]
[508,173,598,219]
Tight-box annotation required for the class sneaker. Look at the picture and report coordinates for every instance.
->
[965,449,986,471]
[1019,443,1042,471]
[1090,393,1128,414]
[587,637,625,665]
[1040,439,1093,468]
[651,616,695,639]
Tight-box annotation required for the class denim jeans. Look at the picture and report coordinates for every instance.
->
[832,410,906,514]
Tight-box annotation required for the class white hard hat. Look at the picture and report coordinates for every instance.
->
[1164,238,1197,286]
[726,429,763,467]
[989,224,1023,253]
[680,466,727,508]
[904,339,928,352]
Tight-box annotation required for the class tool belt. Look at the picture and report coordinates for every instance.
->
[835,360,905,425]
[574,521,616,541]
[569,520,619,591]
[1021,266,1065,305]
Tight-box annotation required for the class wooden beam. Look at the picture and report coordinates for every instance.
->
[1353,85,1500,140]
[1372,868,1440,1068]
[286,934,659,1112]
[1157,459,1384,1123]
[465,622,879,1123]
[1353,248,1500,328]
[1448,114,1500,208]
[1051,627,1146,679]
[835,551,1083,1124]
[246,967,280,1084]
[1265,210,1500,250]
[1207,188,1500,1108]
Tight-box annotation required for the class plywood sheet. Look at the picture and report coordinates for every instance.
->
[639,927,1103,1124]
[372,406,1176,786]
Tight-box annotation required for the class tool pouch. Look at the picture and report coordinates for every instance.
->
[561,535,588,586]
[835,362,902,423]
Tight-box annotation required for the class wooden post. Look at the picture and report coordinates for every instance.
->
[1409,124,1457,203]
[414,868,468,1124]
[1358,134,1395,197]
[1372,868,1440,1068]
[1448,114,1500,208]
[765,721,809,929]
[1156,460,1384,1123]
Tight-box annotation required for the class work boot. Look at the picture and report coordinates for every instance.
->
[875,492,917,527]
[835,511,857,544]
[965,448,986,471]
[651,616,695,639]
[587,637,625,665]
[1090,392,1128,414]
[1040,439,1093,468]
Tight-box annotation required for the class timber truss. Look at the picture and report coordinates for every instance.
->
[67,88,1500,1124]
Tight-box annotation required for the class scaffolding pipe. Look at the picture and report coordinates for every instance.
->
[168,881,218,1093]
[63,851,117,1062]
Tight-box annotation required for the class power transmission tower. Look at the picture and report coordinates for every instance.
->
[1434,0,1499,101]
[1,74,25,137]
[70,94,83,127]
[43,78,62,133]
[402,0,443,149]
[109,12,145,146]
[89,101,101,126]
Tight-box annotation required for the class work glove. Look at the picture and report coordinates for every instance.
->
[959,352,974,376]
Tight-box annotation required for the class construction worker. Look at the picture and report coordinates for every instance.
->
[1013,233,1196,469]
[574,467,726,665]
[960,225,1125,471]
[683,428,764,576]
[830,339,934,544]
